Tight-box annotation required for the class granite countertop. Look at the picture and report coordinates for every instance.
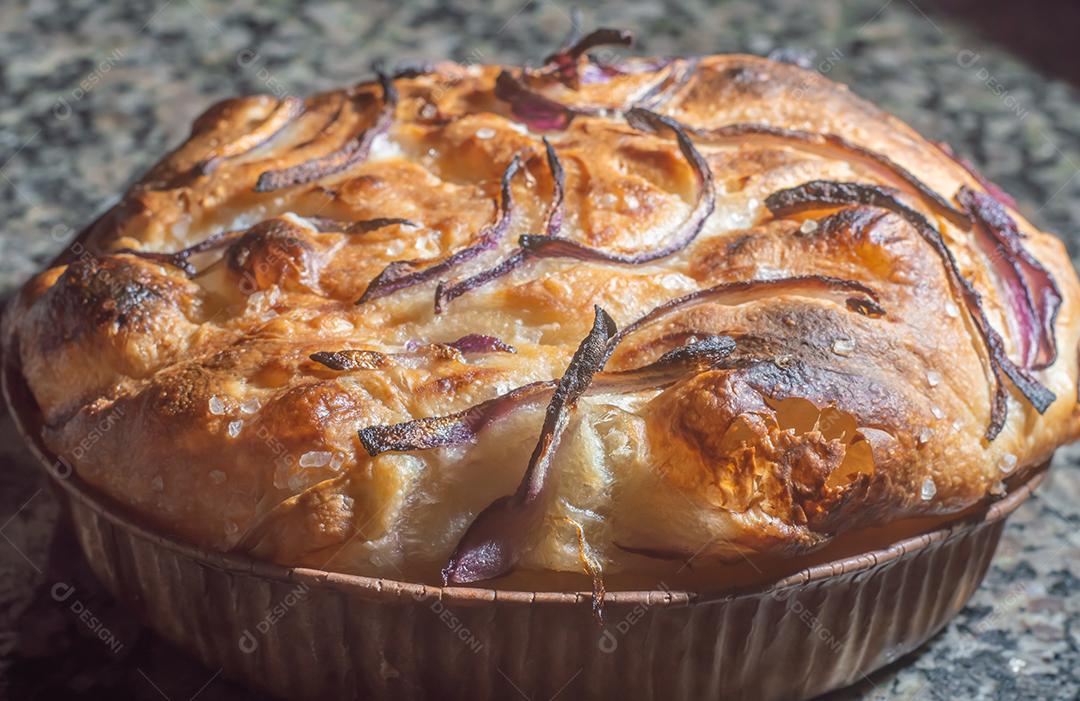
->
[1,1,1078,699]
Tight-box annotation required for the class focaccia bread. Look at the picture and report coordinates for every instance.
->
[6,30,1080,586]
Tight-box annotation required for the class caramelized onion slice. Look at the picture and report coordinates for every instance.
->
[357,334,736,458]
[494,71,582,131]
[197,96,305,174]
[632,57,700,110]
[360,275,878,457]
[115,228,248,277]
[766,180,1054,438]
[520,109,714,265]
[689,123,969,229]
[441,307,616,584]
[958,186,1061,369]
[253,70,397,192]
[446,333,517,354]
[608,275,884,360]
[310,350,390,371]
[434,138,564,312]
[541,28,634,88]
[358,155,523,304]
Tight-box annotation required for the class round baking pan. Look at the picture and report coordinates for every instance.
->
[2,352,1047,701]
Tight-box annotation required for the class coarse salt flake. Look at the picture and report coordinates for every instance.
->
[208,396,227,415]
[299,451,332,468]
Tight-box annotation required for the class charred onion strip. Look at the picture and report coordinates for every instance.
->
[520,108,715,265]
[357,335,737,458]
[358,155,523,304]
[541,28,634,88]
[688,123,969,229]
[303,216,416,234]
[494,70,599,131]
[434,138,564,312]
[253,71,397,192]
[312,335,514,374]
[115,228,247,277]
[934,141,1018,210]
[441,307,616,584]
[766,180,1055,438]
[607,275,885,360]
[196,96,305,175]
[310,350,390,371]
[359,274,879,457]
[345,217,416,234]
[445,333,517,354]
[958,186,1061,369]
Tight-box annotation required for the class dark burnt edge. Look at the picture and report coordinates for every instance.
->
[433,137,565,313]
[253,68,398,192]
[195,96,306,176]
[441,306,617,585]
[520,109,715,265]
[957,185,1062,369]
[632,56,700,111]
[765,180,1055,439]
[358,155,523,305]
[688,122,970,230]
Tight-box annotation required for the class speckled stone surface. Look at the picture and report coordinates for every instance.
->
[1,1,1078,699]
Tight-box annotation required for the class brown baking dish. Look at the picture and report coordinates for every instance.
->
[3,343,1048,701]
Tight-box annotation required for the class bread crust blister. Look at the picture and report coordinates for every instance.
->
[6,35,1079,586]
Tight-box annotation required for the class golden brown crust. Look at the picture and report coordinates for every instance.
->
[6,53,1080,584]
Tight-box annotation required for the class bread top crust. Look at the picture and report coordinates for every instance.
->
[6,52,1080,585]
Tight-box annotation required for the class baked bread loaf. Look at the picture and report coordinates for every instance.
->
[6,29,1080,587]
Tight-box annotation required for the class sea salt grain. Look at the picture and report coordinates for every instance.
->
[920,477,937,501]
[799,219,819,234]
[299,451,332,468]
[945,301,960,318]
[930,405,945,420]
[208,395,227,415]
[926,371,942,387]
[329,452,346,471]
[999,452,1018,474]
[624,195,640,211]
[227,420,243,438]
[918,427,932,445]
[475,127,496,139]
[240,398,261,415]
[831,338,856,356]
